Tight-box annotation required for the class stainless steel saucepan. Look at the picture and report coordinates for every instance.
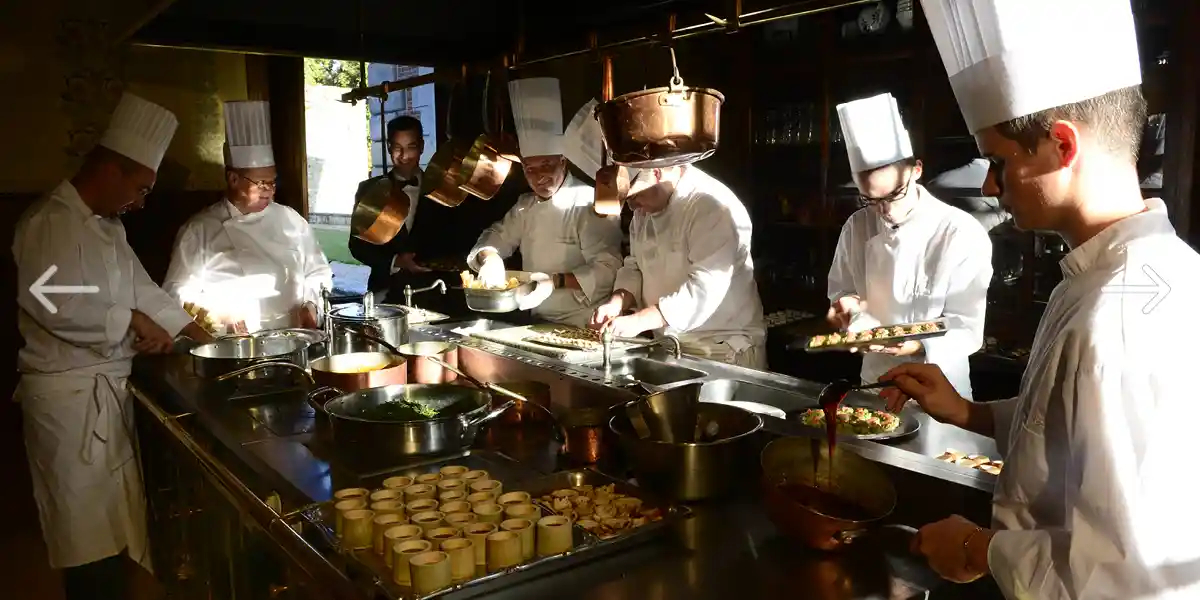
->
[190,334,309,381]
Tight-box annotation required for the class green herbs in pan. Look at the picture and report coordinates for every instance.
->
[357,401,440,421]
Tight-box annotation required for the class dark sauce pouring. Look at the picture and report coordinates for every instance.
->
[812,378,855,486]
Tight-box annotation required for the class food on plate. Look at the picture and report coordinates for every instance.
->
[526,327,604,351]
[459,270,521,291]
[935,448,1004,475]
[535,483,662,540]
[808,335,827,348]
[799,406,902,436]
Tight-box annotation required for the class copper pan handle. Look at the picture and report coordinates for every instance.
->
[602,55,613,103]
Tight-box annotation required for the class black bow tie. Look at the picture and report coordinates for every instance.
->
[395,176,418,188]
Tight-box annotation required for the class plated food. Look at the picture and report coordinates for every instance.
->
[804,319,947,352]
[459,271,521,291]
[525,327,604,351]
[935,449,1004,475]
[534,484,663,540]
[799,406,901,436]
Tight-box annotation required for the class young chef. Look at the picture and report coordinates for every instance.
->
[827,92,992,399]
[467,78,622,327]
[589,166,767,369]
[12,92,213,600]
[163,100,333,333]
[880,0,1200,597]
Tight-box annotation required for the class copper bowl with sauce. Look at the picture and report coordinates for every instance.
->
[760,437,896,551]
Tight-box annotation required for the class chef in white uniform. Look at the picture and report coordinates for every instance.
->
[827,92,992,399]
[12,92,212,600]
[880,1,1200,597]
[163,100,333,333]
[467,78,622,327]
[590,166,767,369]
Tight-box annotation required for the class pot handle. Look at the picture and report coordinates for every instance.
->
[834,529,868,545]
[306,385,346,414]
[214,361,313,383]
[462,399,516,430]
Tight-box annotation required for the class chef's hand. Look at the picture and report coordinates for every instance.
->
[826,295,865,330]
[517,272,554,311]
[589,292,628,330]
[293,302,319,329]
[181,322,215,345]
[477,251,508,288]
[393,252,431,273]
[855,339,923,356]
[912,515,992,583]
[602,314,652,338]
[129,309,175,354]
[878,363,969,424]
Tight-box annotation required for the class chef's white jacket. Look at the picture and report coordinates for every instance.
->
[828,185,992,399]
[613,167,766,366]
[985,198,1200,599]
[468,174,622,328]
[163,199,333,332]
[12,181,195,570]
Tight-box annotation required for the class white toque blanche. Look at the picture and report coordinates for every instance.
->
[837,93,914,173]
[921,0,1142,133]
[223,100,275,168]
[98,92,179,172]
[562,98,604,179]
[508,77,564,158]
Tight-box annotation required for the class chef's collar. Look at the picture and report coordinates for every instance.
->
[875,183,931,230]
[56,181,100,220]
[224,198,270,222]
[1059,198,1172,278]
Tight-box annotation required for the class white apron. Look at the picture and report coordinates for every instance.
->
[17,361,151,571]
[222,206,303,331]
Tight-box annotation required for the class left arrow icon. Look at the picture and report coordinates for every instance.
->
[30,265,100,314]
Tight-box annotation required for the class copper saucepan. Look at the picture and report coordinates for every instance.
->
[393,341,461,384]
[350,176,411,245]
[458,68,518,201]
[422,69,471,207]
[760,437,896,551]
[595,47,724,169]
[213,352,408,419]
[593,54,627,217]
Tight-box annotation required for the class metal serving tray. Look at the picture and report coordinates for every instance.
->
[793,318,949,352]
[296,466,688,600]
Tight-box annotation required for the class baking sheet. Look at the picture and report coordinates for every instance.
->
[299,466,686,600]
[792,319,949,353]
[468,324,639,362]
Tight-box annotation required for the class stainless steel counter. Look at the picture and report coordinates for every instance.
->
[130,319,1005,600]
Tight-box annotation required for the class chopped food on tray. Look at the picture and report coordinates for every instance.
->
[935,449,1004,475]
[806,320,946,349]
[459,270,521,291]
[536,483,662,540]
[799,406,902,436]
[525,327,604,351]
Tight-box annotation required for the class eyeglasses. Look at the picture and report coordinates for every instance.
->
[238,174,278,191]
[857,176,913,207]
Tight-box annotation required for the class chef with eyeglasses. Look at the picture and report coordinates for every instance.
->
[826,92,992,399]
[164,100,333,333]
[879,0,1200,597]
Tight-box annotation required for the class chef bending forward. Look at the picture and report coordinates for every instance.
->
[590,166,767,369]
[13,93,212,600]
[880,1,1200,598]
[467,78,622,327]
[164,100,332,333]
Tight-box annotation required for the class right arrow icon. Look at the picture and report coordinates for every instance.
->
[1101,264,1171,315]
[29,265,100,314]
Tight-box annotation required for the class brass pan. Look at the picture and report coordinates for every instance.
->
[422,138,472,207]
[350,177,411,244]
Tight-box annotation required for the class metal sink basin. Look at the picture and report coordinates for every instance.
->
[599,357,706,386]
[697,379,813,414]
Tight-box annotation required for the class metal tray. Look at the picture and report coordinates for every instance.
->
[298,466,687,600]
[792,319,949,353]
[785,395,921,442]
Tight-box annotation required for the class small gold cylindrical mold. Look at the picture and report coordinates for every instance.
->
[334,487,369,501]
[373,513,405,555]
[440,500,473,516]
[461,470,489,484]
[383,525,424,567]
[445,512,478,530]
[469,479,503,496]
[436,479,466,496]
[392,539,432,586]
[411,510,446,533]
[371,499,405,519]
[504,503,541,522]
[334,498,367,535]
[439,465,469,479]
[406,499,439,516]
[500,518,535,562]
[467,491,496,507]
[472,502,504,525]
[415,473,442,486]
[427,526,462,550]
[403,483,437,502]
[381,476,414,491]
[537,515,573,556]
[370,488,402,503]
[439,489,467,503]
[410,550,452,595]
[465,522,496,566]
[485,530,521,572]
[441,537,474,582]
[342,509,375,550]
[497,491,531,508]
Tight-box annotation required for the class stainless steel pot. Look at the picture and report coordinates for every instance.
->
[256,328,329,357]
[328,294,409,354]
[462,271,538,313]
[322,384,513,461]
[610,398,762,501]
[190,335,309,380]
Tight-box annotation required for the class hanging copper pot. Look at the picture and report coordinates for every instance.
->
[596,45,724,169]
[422,68,471,207]
[593,55,626,217]
[457,68,518,201]
[350,175,411,244]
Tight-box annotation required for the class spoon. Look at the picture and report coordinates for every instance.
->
[817,379,897,407]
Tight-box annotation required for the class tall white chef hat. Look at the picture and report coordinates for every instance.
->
[563,98,604,179]
[837,93,914,173]
[922,0,1142,133]
[508,77,564,158]
[223,100,275,169]
[98,92,179,172]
